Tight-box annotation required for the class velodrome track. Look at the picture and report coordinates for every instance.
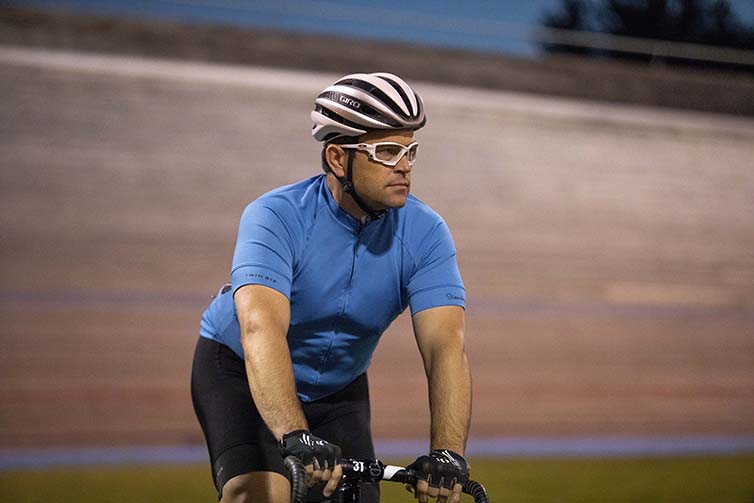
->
[1,46,753,453]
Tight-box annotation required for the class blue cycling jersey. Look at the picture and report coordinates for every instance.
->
[199,174,465,401]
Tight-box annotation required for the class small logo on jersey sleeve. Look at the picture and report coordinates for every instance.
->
[446,293,465,302]
[246,273,277,283]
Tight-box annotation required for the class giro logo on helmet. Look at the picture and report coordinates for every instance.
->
[339,95,361,109]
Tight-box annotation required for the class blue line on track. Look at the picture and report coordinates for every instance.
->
[2,289,753,320]
[2,437,754,471]
[0,289,211,308]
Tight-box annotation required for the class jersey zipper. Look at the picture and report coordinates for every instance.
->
[316,222,364,381]
[348,222,364,285]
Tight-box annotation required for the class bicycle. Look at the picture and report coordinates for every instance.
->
[284,455,490,503]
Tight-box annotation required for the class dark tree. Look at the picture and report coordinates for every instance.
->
[540,0,593,54]
[540,0,754,71]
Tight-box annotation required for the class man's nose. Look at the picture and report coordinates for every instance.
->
[394,154,412,173]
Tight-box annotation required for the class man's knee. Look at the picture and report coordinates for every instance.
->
[220,472,290,503]
[220,474,253,503]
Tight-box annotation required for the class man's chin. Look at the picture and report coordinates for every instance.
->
[372,191,409,211]
[386,196,408,209]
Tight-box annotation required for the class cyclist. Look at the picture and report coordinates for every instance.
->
[191,72,472,503]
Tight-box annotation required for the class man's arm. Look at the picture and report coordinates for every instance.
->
[412,305,471,454]
[235,284,342,495]
[407,305,471,503]
[235,284,307,439]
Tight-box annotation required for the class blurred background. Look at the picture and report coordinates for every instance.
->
[1,1,753,501]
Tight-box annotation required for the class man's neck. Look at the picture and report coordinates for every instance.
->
[326,173,368,221]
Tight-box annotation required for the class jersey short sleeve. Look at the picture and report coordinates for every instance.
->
[406,219,466,314]
[230,198,297,299]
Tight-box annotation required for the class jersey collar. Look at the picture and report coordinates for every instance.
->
[321,174,382,230]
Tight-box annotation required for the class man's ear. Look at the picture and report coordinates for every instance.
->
[325,144,347,178]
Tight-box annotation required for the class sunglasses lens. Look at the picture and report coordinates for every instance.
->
[372,143,419,164]
[374,144,404,162]
[408,143,418,162]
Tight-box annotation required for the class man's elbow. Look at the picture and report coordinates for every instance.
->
[445,328,467,355]
[429,332,468,368]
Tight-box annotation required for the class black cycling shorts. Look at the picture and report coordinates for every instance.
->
[191,336,378,501]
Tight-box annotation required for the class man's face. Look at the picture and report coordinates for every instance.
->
[347,129,415,211]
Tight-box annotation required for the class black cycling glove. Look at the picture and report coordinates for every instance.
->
[280,429,341,470]
[406,449,470,489]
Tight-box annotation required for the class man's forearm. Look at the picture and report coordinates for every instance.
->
[427,348,472,455]
[241,328,307,440]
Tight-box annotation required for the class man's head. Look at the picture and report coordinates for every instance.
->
[324,128,416,213]
[310,72,426,219]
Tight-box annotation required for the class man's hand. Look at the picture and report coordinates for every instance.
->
[405,449,469,503]
[280,429,343,497]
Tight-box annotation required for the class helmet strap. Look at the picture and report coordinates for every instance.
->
[339,150,387,222]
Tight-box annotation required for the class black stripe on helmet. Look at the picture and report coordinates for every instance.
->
[318,91,404,128]
[314,104,370,133]
[335,78,410,119]
[376,75,418,118]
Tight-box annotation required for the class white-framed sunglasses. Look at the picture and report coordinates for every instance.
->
[339,141,419,167]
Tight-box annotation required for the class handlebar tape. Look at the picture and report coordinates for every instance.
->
[283,456,308,503]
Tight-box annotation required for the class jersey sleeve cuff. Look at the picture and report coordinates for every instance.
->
[409,285,466,315]
[231,264,292,299]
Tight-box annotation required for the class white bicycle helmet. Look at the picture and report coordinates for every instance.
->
[311,72,426,142]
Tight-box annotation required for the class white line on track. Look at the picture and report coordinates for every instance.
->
[2,45,753,138]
